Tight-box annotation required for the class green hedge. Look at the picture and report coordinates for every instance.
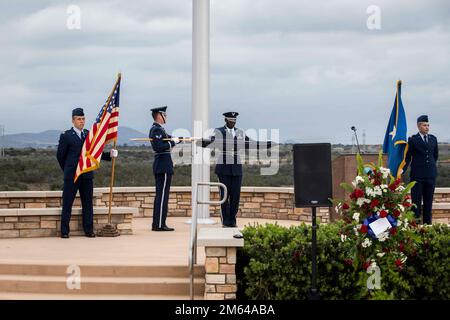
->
[237,222,449,300]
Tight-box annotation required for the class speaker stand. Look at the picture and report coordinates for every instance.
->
[308,206,321,300]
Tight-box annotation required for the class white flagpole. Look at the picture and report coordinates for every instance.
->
[192,0,213,224]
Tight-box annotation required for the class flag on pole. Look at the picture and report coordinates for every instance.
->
[382,80,408,179]
[74,74,121,182]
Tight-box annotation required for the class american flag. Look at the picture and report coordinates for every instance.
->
[74,74,121,182]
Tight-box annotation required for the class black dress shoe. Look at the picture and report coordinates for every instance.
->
[222,224,232,228]
[152,226,175,231]
[61,234,69,239]
[85,232,96,238]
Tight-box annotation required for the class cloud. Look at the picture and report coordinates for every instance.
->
[0,0,449,144]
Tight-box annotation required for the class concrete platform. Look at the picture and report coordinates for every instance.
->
[0,217,302,266]
[0,217,302,299]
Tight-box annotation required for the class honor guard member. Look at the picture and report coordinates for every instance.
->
[149,106,181,231]
[200,112,272,227]
[56,108,118,238]
[403,115,439,224]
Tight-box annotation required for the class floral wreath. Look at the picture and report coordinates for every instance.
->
[334,152,420,273]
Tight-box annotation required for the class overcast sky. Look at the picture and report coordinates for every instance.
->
[0,0,449,143]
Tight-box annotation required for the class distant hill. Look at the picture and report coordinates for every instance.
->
[0,127,147,148]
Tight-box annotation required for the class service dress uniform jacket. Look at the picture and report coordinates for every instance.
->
[404,132,439,224]
[56,128,111,235]
[149,122,175,229]
[202,126,271,227]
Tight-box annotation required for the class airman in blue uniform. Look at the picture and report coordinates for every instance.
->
[56,108,118,238]
[404,115,439,224]
[201,112,272,227]
[149,106,181,231]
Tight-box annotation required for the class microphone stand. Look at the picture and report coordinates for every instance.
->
[351,126,362,154]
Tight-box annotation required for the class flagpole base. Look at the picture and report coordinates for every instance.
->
[97,224,120,237]
[185,218,217,225]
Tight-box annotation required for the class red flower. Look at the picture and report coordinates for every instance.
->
[354,189,364,199]
[363,261,371,270]
[398,242,405,252]
[395,259,403,268]
[380,210,388,218]
[342,203,350,210]
[390,227,397,236]
[410,220,417,228]
[389,179,401,191]
[370,199,380,209]
[405,195,411,200]
[344,259,353,266]
[393,210,401,218]
[360,225,368,233]
[403,201,412,208]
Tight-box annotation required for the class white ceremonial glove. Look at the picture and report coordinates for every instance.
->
[110,149,119,158]
[172,137,181,144]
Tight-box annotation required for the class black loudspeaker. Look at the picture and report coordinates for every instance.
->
[293,143,332,208]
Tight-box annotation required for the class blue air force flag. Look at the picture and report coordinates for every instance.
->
[382,80,408,179]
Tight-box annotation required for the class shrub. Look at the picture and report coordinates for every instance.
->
[238,222,449,300]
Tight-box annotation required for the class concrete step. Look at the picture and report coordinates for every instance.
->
[0,274,205,295]
[0,263,205,278]
[0,292,204,300]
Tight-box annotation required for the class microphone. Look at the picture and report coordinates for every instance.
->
[351,126,362,154]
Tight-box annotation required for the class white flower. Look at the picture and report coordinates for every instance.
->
[396,185,405,192]
[374,186,383,196]
[353,227,359,236]
[370,260,377,269]
[377,231,389,242]
[340,234,347,242]
[379,167,390,179]
[353,212,360,221]
[377,252,386,258]
[353,176,364,187]
[397,220,403,227]
[356,197,370,207]
[399,204,405,212]
[335,203,342,215]
[362,238,372,248]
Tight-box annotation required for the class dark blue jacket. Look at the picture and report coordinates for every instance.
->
[202,126,272,176]
[404,133,439,180]
[56,128,111,180]
[149,122,175,175]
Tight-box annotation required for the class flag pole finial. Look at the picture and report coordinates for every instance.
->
[397,79,402,87]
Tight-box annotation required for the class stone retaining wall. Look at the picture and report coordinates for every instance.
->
[0,207,135,238]
[1,187,449,224]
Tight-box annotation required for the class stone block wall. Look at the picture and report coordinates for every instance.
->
[1,187,449,224]
[94,187,331,223]
[204,247,238,300]
[0,208,134,239]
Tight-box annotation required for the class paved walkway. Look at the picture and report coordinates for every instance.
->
[0,217,302,266]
